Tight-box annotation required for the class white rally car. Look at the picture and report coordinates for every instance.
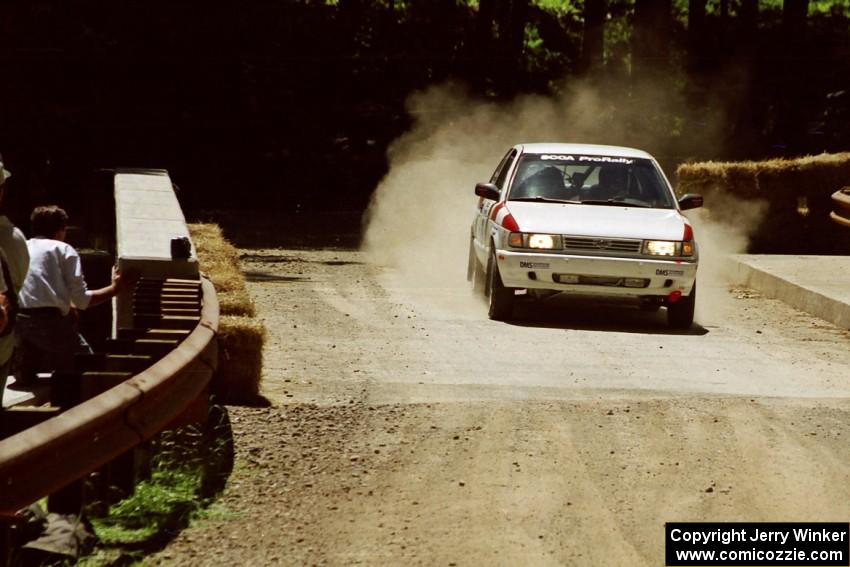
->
[468,143,703,328]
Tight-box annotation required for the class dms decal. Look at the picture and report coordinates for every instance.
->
[520,261,550,269]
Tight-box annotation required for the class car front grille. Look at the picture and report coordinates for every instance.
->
[562,236,643,254]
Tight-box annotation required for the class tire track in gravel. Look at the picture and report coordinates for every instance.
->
[148,248,850,566]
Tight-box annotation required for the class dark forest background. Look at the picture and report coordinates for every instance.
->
[1,0,849,227]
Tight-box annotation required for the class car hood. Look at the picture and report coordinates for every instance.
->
[505,201,690,241]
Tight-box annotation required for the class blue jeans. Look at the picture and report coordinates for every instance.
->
[15,314,92,383]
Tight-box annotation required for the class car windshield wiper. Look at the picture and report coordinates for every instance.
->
[509,196,581,204]
[580,199,652,208]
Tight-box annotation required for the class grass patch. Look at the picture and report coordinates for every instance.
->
[80,406,234,564]
[91,468,202,545]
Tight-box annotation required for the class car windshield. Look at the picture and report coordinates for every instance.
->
[508,154,677,209]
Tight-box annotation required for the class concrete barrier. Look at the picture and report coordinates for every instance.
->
[730,254,850,329]
[114,169,199,330]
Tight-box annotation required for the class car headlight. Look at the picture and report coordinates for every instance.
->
[644,240,677,256]
[529,234,556,249]
[643,240,695,257]
[508,233,562,249]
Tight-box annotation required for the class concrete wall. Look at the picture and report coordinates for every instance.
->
[114,169,199,330]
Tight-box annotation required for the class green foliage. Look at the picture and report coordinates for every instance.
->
[764,0,850,15]
[91,467,202,545]
[532,0,581,17]
[523,4,582,86]
[80,407,234,564]
[5,0,850,216]
[672,0,850,19]
[604,1,633,64]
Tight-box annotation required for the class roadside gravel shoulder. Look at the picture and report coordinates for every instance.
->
[147,247,850,566]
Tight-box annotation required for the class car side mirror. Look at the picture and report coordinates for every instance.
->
[678,193,704,210]
[475,182,500,201]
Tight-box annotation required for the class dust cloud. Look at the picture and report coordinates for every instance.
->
[361,82,630,288]
[362,80,767,324]
[686,189,768,324]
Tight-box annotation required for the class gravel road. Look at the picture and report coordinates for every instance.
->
[149,247,850,566]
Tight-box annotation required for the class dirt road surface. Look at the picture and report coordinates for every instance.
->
[150,247,850,566]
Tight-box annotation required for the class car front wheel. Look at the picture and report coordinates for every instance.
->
[667,284,696,329]
[487,251,514,320]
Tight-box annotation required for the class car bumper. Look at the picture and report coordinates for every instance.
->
[495,250,697,297]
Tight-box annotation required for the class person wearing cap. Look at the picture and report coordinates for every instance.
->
[15,205,130,384]
[0,154,30,397]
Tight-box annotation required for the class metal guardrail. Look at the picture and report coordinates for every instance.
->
[0,277,218,515]
[831,187,850,228]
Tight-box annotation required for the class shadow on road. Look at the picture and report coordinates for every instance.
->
[243,270,311,283]
[505,294,709,336]
[240,253,365,267]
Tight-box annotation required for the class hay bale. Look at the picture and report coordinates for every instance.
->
[188,223,256,317]
[211,316,266,404]
[217,289,256,318]
[677,152,850,200]
[188,223,266,403]
[677,153,850,254]
[188,223,241,279]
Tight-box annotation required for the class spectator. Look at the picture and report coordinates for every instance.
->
[15,205,129,384]
[0,153,29,397]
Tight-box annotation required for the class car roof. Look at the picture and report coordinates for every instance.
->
[516,143,654,160]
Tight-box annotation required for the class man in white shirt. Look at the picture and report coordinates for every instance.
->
[0,154,29,396]
[16,205,129,384]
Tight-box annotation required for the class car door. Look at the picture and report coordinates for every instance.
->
[474,149,517,261]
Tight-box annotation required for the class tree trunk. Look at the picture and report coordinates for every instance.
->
[687,0,706,72]
[740,0,758,29]
[739,0,758,55]
[478,0,497,41]
[337,0,363,52]
[492,0,529,93]
[582,0,606,74]
[729,0,761,156]
[780,0,809,154]
[475,0,497,87]
[505,0,529,63]
[338,0,364,23]
[633,0,672,76]
[783,0,809,32]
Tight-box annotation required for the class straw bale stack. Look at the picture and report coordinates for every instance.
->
[213,315,266,403]
[677,153,850,201]
[677,153,850,253]
[188,223,264,402]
